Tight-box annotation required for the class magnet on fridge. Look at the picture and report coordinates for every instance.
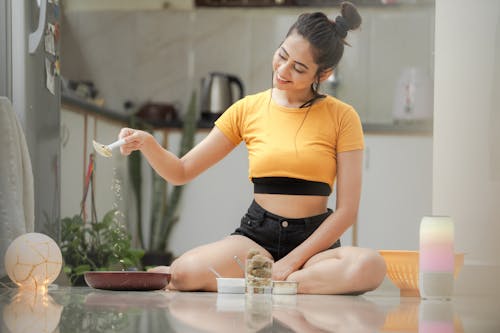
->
[52,23,60,43]
[45,24,56,56]
[53,4,60,20]
[45,58,56,95]
[54,56,60,76]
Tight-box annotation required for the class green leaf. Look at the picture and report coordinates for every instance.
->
[74,264,91,275]
[120,257,135,268]
[129,248,145,260]
[101,209,117,226]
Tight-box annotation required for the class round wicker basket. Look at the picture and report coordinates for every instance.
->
[378,250,464,297]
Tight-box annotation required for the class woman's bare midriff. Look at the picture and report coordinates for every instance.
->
[254,193,329,218]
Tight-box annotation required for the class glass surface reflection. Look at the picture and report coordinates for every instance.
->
[54,289,174,333]
[275,295,386,333]
[0,287,468,333]
[382,298,463,333]
[0,287,175,333]
[167,293,386,333]
[2,290,63,333]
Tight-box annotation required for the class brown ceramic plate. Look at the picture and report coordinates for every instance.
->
[84,271,171,291]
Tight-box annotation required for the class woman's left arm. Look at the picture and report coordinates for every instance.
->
[272,149,363,280]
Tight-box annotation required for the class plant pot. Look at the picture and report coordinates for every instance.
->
[141,251,174,268]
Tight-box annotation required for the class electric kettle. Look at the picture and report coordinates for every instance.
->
[200,72,244,121]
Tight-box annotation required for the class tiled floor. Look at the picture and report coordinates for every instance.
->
[1,285,499,332]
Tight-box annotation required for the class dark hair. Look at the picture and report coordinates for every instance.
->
[286,1,361,100]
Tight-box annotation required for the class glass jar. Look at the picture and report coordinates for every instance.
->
[245,252,272,294]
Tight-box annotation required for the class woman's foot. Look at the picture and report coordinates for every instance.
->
[147,265,171,274]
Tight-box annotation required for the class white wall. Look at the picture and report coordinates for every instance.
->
[434,0,500,296]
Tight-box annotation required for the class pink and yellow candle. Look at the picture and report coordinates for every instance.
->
[419,216,454,272]
[419,216,455,299]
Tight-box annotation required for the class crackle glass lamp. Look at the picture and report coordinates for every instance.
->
[4,232,63,292]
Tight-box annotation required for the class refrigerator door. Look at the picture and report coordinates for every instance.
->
[0,0,11,99]
[11,0,61,241]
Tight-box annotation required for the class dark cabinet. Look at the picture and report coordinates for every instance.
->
[195,0,295,7]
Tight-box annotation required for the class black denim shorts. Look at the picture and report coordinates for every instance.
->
[231,200,341,261]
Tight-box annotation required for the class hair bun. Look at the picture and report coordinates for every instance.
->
[332,2,361,40]
[340,1,362,30]
[334,16,349,38]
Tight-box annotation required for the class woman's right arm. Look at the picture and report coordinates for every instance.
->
[119,127,237,186]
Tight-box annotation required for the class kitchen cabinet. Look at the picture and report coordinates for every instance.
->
[60,108,85,219]
[62,0,194,12]
[167,131,254,255]
[60,4,435,128]
[195,0,293,7]
[337,6,435,124]
[357,134,432,250]
[60,105,131,227]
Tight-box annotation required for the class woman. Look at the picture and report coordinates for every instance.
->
[119,1,386,295]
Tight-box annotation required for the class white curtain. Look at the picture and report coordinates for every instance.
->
[0,96,34,277]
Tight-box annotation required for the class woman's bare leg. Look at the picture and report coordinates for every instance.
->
[166,235,272,291]
[287,246,386,295]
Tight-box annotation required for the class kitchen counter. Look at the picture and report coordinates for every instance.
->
[62,94,213,130]
[62,94,432,135]
[1,285,498,332]
[362,120,432,135]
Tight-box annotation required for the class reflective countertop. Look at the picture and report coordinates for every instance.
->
[0,286,499,332]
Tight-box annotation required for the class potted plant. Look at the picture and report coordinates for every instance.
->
[60,210,144,285]
[60,155,144,285]
[129,91,198,267]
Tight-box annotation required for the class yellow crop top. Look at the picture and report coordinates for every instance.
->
[214,89,364,195]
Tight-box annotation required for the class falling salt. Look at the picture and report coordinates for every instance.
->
[111,168,125,225]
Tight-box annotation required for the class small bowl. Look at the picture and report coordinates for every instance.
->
[378,250,465,297]
[216,278,245,294]
[272,281,298,295]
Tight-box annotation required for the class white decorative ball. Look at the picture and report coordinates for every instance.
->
[4,232,63,291]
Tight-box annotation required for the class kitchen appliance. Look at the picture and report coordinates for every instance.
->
[136,101,180,125]
[200,72,244,122]
[0,0,61,243]
[392,67,433,122]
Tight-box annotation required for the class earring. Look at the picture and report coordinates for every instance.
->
[312,79,320,95]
